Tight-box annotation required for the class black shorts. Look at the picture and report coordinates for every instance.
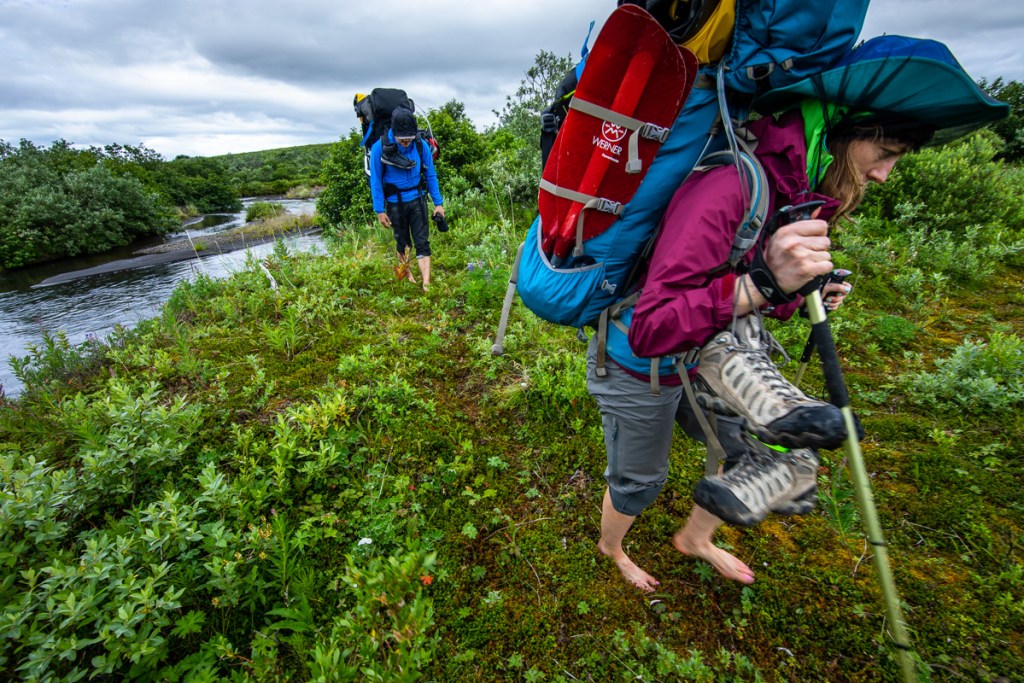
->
[386,198,430,258]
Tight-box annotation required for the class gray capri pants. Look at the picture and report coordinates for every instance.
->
[586,335,743,516]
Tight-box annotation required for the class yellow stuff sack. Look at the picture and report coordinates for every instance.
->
[681,0,736,64]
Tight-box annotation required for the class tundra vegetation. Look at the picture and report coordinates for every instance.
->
[0,55,1022,681]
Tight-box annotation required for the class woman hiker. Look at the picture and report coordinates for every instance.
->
[588,36,1009,590]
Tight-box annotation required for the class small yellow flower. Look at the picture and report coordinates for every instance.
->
[212,597,220,607]
[258,551,268,560]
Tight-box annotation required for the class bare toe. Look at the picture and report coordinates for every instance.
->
[673,531,755,584]
[598,541,660,592]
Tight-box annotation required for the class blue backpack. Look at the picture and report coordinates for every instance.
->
[493,0,870,358]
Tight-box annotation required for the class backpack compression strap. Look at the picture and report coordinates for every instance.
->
[538,96,674,258]
[381,139,429,205]
[567,97,673,173]
[538,179,625,258]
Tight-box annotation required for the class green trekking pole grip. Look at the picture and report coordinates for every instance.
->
[805,288,917,682]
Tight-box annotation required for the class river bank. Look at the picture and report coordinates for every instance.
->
[36,220,321,287]
[0,197,320,397]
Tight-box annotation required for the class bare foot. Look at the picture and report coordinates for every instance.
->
[672,530,755,584]
[597,539,660,592]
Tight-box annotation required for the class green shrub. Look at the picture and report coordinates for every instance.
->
[903,330,1024,414]
[245,200,286,222]
[316,130,374,229]
[860,130,1024,238]
[459,262,507,310]
[869,314,919,352]
[0,141,178,268]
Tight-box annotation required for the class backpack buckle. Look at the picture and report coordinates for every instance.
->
[594,198,623,216]
[541,112,559,133]
[638,123,671,143]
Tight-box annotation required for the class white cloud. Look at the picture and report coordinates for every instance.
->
[1,0,1020,158]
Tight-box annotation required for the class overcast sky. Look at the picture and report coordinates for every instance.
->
[1,0,1022,159]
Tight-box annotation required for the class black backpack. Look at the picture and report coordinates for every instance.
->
[354,88,439,177]
[354,88,414,150]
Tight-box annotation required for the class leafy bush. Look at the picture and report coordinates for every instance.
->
[316,130,375,229]
[859,130,1024,240]
[459,262,507,310]
[980,77,1024,163]
[150,156,242,213]
[868,313,919,352]
[245,200,286,222]
[0,140,178,269]
[426,100,489,191]
[903,330,1024,414]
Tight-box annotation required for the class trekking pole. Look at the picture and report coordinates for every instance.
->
[804,285,917,682]
[492,242,525,355]
[768,200,916,681]
[793,269,851,387]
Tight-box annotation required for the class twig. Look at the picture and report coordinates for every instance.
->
[258,261,278,291]
[482,517,553,542]
[522,554,543,606]
[853,538,869,578]
[375,446,396,502]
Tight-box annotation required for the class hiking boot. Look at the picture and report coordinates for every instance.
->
[695,315,846,450]
[693,432,819,527]
[771,486,818,516]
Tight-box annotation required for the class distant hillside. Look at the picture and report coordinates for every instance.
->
[209,143,334,197]
[209,143,333,172]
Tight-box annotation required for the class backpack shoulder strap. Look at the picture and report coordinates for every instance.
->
[695,135,770,270]
[413,137,428,190]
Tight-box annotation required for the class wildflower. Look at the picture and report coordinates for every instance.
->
[408,484,415,491]
[420,575,434,586]
[259,551,268,560]
[358,538,373,546]
[212,597,220,607]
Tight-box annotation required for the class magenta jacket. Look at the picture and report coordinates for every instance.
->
[626,110,841,359]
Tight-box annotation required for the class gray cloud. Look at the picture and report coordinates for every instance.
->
[1,0,1021,158]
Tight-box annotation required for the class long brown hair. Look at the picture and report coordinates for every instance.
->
[818,135,866,221]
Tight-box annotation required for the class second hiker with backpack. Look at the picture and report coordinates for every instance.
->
[589,36,1007,590]
[369,106,445,292]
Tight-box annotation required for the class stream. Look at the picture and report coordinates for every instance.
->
[0,198,322,398]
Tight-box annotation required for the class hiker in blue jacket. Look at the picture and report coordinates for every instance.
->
[590,36,1008,591]
[370,107,445,292]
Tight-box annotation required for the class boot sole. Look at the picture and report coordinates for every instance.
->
[694,480,818,526]
[692,479,767,528]
[696,392,848,450]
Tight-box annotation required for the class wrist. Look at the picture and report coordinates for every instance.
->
[735,274,769,314]
[747,250,797,306]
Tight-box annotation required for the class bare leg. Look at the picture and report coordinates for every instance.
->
[417,255,431,291]
[397,250,416,283]
[672,505,755,584]
[596,488,660,592]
